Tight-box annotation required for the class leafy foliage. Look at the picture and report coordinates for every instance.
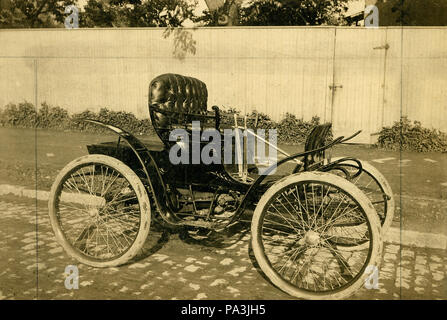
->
[237,0,349,26]
[80,0,199,60]
[163,26,197,60]
[196,0,350,26]
[1,0,353,28]
[67,107,155,134]
[377,117,447,152]
[195,0,239,26]
[80,0,196,27]
[277,113,330,144]
[37,102,70,129]
[1,0,354,59]
[0,102,155,135]
[1,0,199,59]
[375,0,447,26]
[0,102,331,144]
[0,0,76,28]
[0,102,37,127]
[218,107,329,144]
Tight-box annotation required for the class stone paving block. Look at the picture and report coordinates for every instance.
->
[385,244,400,254]
[414,263,429,276]
[415,255,427,265]
[429,262,443,273]
[401,249,415,259]
[0,200,446,300]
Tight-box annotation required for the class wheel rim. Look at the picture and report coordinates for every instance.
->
[329,164,388,226]
[54,162,142,261]
[259,180,374,293]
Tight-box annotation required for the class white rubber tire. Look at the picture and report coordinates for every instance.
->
[330,157,395,235]
[48,154,151,268]
[251,171,382,300]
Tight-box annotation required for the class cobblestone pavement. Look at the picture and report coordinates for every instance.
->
[0,197,445,300]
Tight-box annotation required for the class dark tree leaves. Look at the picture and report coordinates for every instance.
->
[376,0,447,26]
[238,0,350,26]
[0,0,77,28]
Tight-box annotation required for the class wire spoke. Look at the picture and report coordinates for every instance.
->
[260,178,374,293]
[55,162,141,260]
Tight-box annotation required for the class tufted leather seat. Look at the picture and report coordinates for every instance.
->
[148,74,209,142]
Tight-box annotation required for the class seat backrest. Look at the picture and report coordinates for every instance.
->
[304,123,332,152]
[148,73,210,143]
[303,123,332,168]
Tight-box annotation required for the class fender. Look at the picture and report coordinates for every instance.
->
[319,157,363,179]
[84,119,182,225]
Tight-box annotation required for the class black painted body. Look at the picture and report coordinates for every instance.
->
[82,117,360,231]
[86,138,250,193]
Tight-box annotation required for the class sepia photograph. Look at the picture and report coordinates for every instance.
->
[0,0,446,304]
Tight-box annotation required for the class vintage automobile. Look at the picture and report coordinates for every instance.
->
[48,73,394,300]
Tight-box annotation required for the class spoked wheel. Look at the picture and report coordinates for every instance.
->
[48,154,151,268]
[328,158,395,234]
[251,172,382,300]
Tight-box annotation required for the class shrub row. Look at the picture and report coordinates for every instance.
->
[0,102,155,135]
[219,108,331,144]
[376,117,447,152]
[3,102,446,151]
[0,102,330,144]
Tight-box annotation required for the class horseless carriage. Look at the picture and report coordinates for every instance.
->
[48,74,394,300]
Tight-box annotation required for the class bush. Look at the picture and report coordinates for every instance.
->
[247,110,277,131]
[277,114,330,145]
[0,102,155,135]
[69,110,103,132]
[377,117,447,152]
[218,108,331,145]
[0,101,332,144]
[36,102,70,129]
[219,107,242,127]
[69,108,156,135]
[96,108,154,134]
[0,102,37,127]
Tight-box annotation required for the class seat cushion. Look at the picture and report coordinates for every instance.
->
[148,73,208,131]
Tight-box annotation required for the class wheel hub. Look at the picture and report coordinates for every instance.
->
[304,230,320,246]
[88,208,99,218]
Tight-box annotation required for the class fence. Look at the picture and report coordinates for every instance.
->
[0,27,446,143]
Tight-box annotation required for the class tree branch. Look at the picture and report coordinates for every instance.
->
[29,0,51,26]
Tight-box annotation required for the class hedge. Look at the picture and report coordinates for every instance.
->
[376,117,447,152]
[3,102,446,151]
[0,102,330,145]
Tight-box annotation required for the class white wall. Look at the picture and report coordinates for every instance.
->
[0,27,446,143]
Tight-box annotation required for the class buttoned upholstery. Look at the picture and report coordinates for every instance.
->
[148,74,208,139]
